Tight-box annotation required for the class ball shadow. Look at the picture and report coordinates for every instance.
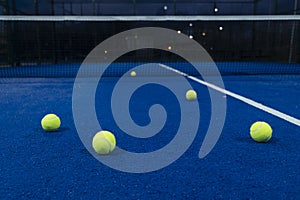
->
[82,148,124,157]
[38,127,70,138]
[236,136,279,144]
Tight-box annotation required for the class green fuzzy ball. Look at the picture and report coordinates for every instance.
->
[41,114,61,131]
[250,121,272,143]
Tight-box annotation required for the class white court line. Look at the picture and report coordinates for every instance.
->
[159,64,300,127]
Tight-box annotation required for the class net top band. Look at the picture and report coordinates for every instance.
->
[0,15,300,22]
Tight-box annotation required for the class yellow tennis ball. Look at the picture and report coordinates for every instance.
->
[92,130,116,155]
[186,89,197,101]
[130,71,136,77]
[41,114,61,131]
[250,121,272,142]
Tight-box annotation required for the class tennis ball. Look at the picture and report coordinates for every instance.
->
[92,130,116,155]
[130,71,136,77]
[41,114,61,131]
[186,89,197,101]
[250,121,272,142]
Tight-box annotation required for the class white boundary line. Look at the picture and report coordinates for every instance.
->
[0,15,300,21]
[159,64,300,127]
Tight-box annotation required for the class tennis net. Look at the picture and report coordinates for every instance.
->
[0,15,299,77]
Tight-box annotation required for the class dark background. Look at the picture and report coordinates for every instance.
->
[0,0,299,67]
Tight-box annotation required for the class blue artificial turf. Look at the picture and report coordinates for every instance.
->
[0,74,299,199]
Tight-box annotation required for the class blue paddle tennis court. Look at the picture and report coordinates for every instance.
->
[0,61,299,199]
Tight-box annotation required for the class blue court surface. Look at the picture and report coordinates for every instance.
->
[0,63,300,199]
